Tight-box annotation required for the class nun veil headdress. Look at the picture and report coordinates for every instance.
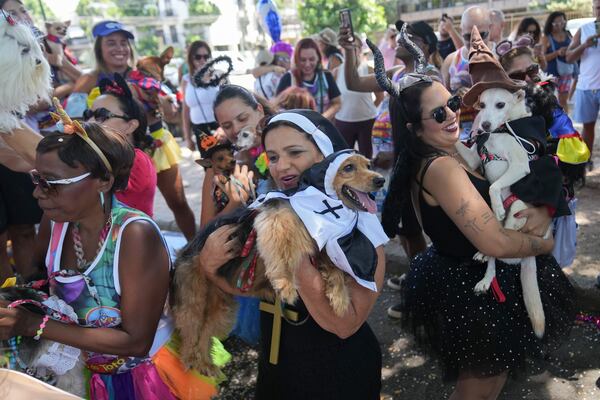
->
[261,109,349,157]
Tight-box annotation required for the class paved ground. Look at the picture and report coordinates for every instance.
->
[153,122,600,399]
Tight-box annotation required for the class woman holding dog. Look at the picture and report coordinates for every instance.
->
[198,109,385,399]
[201,84,275,227]
[378,30,574,399]
[0,109,225,399]
[67,20,196,239]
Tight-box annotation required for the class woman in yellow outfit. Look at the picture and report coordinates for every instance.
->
[66,20,196,239]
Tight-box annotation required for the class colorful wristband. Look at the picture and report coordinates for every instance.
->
[33,315,49,341]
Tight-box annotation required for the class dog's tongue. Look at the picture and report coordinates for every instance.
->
[355,190,378,214]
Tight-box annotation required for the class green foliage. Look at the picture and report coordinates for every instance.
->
[545,0,592,12]
[23,0,55,20]
[75,0,158,18]
[298,0,386,37]
[136,27,160,56]
[75,0,121,18]
[188,0,219,16]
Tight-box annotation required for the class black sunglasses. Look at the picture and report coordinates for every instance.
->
[463,31,489,42]
[508,63,540,81]
[83,108,131,123]
[423,95,462,123]
[194,54,210,61]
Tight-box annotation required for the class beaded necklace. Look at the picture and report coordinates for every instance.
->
[71,213,112,271]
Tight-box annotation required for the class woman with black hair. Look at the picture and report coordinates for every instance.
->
[86,75,156,216]
[541,12,575,111]
[513,17,547,70]
[198,109,385,400]
[372,41,574,398]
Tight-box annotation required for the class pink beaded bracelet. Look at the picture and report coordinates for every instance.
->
[33,315,49,341]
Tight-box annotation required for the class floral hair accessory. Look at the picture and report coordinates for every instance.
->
[49,97,113,173]
[496,36,534,57]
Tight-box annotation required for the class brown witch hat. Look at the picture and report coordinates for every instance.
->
[462,26,526,107]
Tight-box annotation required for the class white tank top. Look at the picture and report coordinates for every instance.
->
[577,21,600,90]
[183,74,219,124]
[335,62,378,122]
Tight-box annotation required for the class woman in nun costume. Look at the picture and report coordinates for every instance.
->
[198,109,387,400]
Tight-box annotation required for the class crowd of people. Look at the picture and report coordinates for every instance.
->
[0,0,598,398]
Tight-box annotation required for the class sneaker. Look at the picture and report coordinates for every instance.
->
[387,303,403,319]
[386,273,406,291]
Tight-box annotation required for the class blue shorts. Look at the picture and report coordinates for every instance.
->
[573,89,600,124]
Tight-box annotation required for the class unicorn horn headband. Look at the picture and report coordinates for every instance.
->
[49,98,113,173]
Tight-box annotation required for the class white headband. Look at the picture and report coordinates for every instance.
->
[268,113,334,156]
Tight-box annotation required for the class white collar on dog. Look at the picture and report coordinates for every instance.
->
[269,112,334,156]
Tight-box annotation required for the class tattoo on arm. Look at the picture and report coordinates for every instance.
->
[481,211,494,225]
[456,198,470,217]
[464,217,483,233]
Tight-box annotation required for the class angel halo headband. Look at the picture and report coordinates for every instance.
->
[49,97,113,173]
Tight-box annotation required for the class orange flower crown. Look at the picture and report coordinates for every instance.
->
[49,98,113,173]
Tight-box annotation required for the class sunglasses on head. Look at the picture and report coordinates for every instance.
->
[423,95,462,123]
[463,31,488,42]
[194,54,210,61]
[83,108,130,123]
[508,63,540,81]
[29,170,91,194]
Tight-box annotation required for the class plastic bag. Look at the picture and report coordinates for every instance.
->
[552,198,578,268]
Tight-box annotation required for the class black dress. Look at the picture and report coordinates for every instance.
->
[400,163,575,382]
[255,298,382,400]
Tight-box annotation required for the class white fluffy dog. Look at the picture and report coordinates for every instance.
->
[0,12,52,132]
[455,87,547,338]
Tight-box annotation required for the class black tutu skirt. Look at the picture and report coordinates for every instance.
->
[400,246,575,382]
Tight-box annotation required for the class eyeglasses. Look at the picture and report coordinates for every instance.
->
[274,54,290,63]
[83,108,130,123]
[422,95,462,123]
[29,170,91,194]
[552,21,566,26]
[194,54,210,61]
[508,63,540,81]
[526,29,539,36]
[463,31,489,42]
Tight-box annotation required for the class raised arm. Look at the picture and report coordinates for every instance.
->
[423,157,553,258]
[296,246,385,339]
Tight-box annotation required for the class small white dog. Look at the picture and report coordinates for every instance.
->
[0,11,52,132]
[455,87,547,338]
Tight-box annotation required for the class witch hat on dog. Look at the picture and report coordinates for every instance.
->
[462,26,526,107]
[195,132,232,168]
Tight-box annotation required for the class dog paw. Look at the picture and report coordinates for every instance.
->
[273,279,298,305]
[473,279,492,294]
[473,252,488,262]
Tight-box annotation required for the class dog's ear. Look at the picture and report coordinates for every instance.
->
[196,158,213,168]
[161,47,175,66]
[514,89,526,102]
[64,20,71,27]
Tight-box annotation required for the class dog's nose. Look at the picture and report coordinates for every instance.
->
[481,121,491,131]
[372,176,385,188]
[35,59,42,65]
